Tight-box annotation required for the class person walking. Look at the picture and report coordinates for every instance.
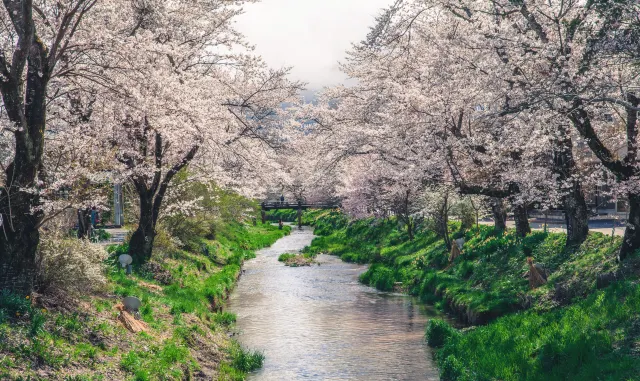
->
[90,206,98,228]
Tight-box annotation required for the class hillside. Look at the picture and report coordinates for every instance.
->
[0,223,290,381]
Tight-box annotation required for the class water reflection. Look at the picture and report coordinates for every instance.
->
[228,227,440,380]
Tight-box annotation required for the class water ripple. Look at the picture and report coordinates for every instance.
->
[228,227,440,381]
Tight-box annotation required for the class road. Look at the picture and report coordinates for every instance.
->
[479,219,625,236]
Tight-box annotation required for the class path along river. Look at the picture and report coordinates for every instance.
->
[228,226,442,380]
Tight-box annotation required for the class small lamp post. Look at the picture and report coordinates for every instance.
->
[122,296,142,320]
[119,254,133,275]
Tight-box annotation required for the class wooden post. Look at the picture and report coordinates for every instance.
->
[298,201,303,228]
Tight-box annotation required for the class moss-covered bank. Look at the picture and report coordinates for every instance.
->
[304,210,640,380]
[0,222,290,381]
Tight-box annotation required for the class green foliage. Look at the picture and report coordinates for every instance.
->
[278,253,296,262]
[425,319,458,348]
[95,228,111,241]
[303,210,636,380]
[120,341,190,380]
[0,290,31,323]
[359,264,396,291]
[435,282,640,381]
[1,216,286,379]
[266,209,299,222]
[213,312,237,326]
[228,340,265,373]
[450,199,476,232]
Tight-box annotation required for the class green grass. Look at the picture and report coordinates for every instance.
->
[433,282,640,381]
[1,221,288,380]
[277,253,297,262]
[303,210,639,380]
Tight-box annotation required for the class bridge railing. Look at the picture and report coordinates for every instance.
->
[260,202,339,210]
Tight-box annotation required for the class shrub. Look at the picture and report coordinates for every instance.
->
[278,253,296,262]
[360,264,396,291]
[139,262,173,285]
[440,355,469,381]
[425,319,458,348]
[160,216,208,251]
[0,290,31,323]
[229,341,264,373]
[213,312,237,326]
[37,236,108,294]
[152,226,178,254]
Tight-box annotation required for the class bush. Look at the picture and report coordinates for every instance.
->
[160,216,208,251]
[0,290,31,323]
[360,264,396,291]
[213,312,237,326]
[37,236,108,294]
[425,319,458,348]
[278,253,296,262]
[452,200,476,232]
[229,341,264,373]
[139,262,173,285]
[152,227,178,254]
[440,355,469,381]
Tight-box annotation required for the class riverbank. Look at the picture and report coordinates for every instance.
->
[0,222,290,381]
[303,210,640,380]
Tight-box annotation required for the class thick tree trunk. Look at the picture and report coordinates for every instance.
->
[551,130,589,247]
[407,217,414,241]
[563,181,589,248]
[512,203,531,238]
[128,194,156,264]
[490,198,507,233]
[77,208,92,239]
[619,193,640,262]
[123,134,199,265]
[0,190,41,293]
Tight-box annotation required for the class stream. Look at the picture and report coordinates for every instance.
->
[228,226,441,380]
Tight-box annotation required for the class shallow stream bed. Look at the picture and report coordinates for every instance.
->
[228,226,441,380]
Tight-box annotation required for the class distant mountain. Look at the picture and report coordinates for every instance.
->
[299,89,320,104]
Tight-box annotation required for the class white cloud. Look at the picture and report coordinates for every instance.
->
[235,0,393,90]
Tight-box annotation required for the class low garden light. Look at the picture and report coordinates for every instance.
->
[118,254,133,275]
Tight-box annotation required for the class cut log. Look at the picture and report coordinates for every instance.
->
[115,303,149,333]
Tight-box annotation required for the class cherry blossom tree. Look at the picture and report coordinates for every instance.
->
[0,0,99,292]
[444,0,640,255]
[69,0,302,263]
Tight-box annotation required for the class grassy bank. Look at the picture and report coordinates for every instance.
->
[0,222,290,381]
[304,210,640,380]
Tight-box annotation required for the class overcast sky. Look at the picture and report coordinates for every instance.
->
[235,0,393,91]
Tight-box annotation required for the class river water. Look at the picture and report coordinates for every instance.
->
[228,226,441,380]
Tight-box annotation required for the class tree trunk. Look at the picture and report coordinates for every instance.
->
[77,208,92,239]
[128,194,156,264]
[407,217,414,241]
[512,203,531,238]
[551,129,589,247]
[440,195,451,250]
[490,198,507,233]
[619,193,640,261]
[0,190,41,293]
[563,181,589,248]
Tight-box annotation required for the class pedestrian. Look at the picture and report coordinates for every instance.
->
[90,206,98,228]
